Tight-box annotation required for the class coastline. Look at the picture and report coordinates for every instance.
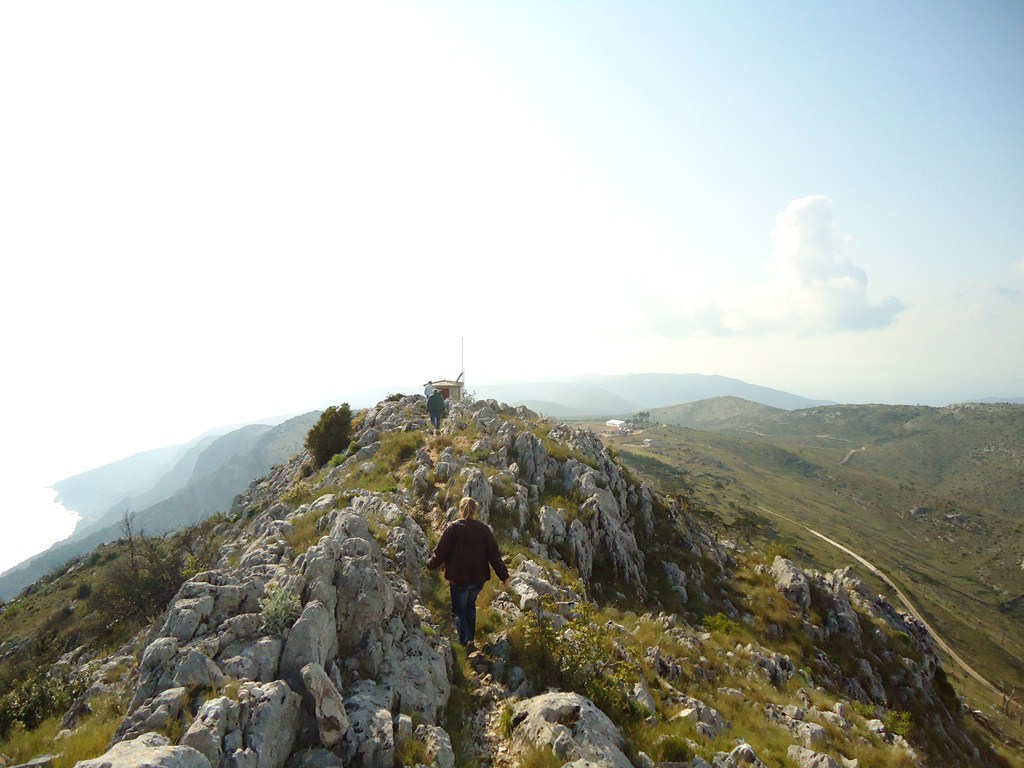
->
[0,485,80,576]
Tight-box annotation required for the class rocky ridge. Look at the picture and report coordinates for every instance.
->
[7,396,1014,768]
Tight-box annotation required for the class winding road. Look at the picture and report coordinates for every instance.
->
[755,504,1001,699]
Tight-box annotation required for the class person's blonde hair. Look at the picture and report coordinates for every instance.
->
[459,496,479,519]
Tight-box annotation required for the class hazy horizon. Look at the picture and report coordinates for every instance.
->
[2,370,1021,577]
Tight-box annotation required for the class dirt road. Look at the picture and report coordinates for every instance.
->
[756,504,1002,699]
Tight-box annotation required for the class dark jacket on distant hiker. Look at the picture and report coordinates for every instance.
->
[427,518,510,584]
[426,391,445,417]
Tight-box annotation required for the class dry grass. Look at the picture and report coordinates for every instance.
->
[0,696,123,768]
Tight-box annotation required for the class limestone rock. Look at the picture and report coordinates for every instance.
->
[300,663,349,748]
[712,742,769,767]
[181,696,241,768]
[787,746,843,768]
[280,601,337,691]
[670,696,730,739]
[239,681,301,768]
[341,680,394,768]
[459,468,494,523]
[770,557,811,613]
[508,691,632,768]
[537,505,567,546]
[413,725,454,768]
[74,733,211,768]
[117,686,189,743]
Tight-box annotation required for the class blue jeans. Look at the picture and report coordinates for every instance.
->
[449,582,484,645]
[430,412,442,429]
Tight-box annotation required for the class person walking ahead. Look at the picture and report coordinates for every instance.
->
[426,497,510,648]
[426,389,445,430]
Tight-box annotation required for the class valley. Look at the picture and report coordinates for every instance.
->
[589,400,1024,742]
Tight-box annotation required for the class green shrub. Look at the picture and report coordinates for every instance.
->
[519,746,562,768]
[259,582,301,635]
[305,404,353,467]
[0,666,86,740]
[512,600,644,726]
[654,734,693,762]
[882,708,913,738]
[702,612,741,635]
[500,703,515,738]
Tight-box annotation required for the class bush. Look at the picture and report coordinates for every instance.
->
[259,582,301,635]
[305,404,353,467]
[702,612,741,635]
[882,708,913,737]
[0,666,86,740]
[512,600,644,725]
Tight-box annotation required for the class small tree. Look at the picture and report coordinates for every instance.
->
[305,404,353,467]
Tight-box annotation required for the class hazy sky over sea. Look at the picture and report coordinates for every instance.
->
[1,1,1022,571]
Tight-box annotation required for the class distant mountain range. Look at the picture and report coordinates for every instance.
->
[0,412,320,600]
[472,372,835,417]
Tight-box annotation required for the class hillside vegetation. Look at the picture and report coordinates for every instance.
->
[605,399,1024,718]
[0,396,1020,768]
[0,413,320,602]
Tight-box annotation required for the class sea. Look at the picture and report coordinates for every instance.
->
[1,484,81,576]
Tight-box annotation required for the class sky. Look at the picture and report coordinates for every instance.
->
[1,1,1022,573]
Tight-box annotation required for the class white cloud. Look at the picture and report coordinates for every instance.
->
[652,195,904,337]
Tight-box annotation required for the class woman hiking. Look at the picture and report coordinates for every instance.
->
[426,496,510,649]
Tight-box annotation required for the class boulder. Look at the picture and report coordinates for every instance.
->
[787,746,843,768]
[300,663,349,748]
[341,680,395,768]
[413,725,455,768]
[537,506,567,545]
[74,733,211,768]
[508,692,632,768]
[181,696,241,768]
[116,687,189,743]
[770,557,811,613]
[459,468,495,523]
[280,601,337,691]
[240,681,302,768]
[670,696,730,739]
[712,743,769,767]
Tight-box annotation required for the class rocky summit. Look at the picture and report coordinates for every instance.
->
[2,396,1017,768]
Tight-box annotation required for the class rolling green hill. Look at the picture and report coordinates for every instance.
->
[606,400,1024,701]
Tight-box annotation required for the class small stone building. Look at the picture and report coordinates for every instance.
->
[428,377,463,401]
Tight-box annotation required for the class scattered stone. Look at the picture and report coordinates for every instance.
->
[787,745,843,768]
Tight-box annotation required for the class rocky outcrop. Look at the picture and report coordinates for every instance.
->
[77,733,211,768]
[769,556,811,613]
[670,695,731,739]
[507,692,632,768]
[787,746,843,768]
[105,479,448,768]
[18,395,985,768]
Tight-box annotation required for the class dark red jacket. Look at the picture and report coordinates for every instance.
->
[427,518,510,584]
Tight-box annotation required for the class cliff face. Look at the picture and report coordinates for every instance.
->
[12,396,1015,768]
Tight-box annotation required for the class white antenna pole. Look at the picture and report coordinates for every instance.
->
[458,337,466,392]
